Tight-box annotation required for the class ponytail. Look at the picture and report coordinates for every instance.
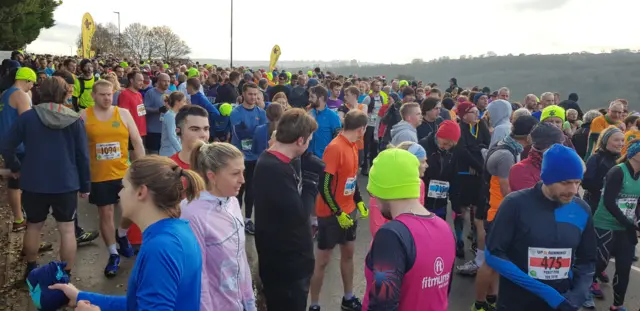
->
[190,140,206,174]
[182,169,205,203]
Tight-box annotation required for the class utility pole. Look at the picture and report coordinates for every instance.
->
[230,0,233,68]
[113,11,121,56]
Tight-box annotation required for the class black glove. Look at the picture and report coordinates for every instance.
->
[556,299,579,311]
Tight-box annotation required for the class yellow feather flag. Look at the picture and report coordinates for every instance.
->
[269,45,281,71]
[81,13,96,58]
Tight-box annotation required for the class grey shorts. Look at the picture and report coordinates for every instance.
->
[317,210,358,250]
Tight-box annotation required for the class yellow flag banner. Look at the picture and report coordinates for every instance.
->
[269,45,281,71]
[81,13,96,58]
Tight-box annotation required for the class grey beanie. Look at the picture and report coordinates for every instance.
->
[531,123,565,150]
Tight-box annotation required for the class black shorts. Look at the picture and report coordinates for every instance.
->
[7,176,19,190]
[317,210,358,250]
[89,179,122,207]
[145,132,161,151]
[457,175,485,209]
[23,191,77,223]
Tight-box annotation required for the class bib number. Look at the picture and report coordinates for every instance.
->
[528,247,571,280]
[137,104,146,116]
[617,197,638,220]
[96,142,122,161]
[241,139,253,151]
[428,180,450,199]
[344,177,357,196]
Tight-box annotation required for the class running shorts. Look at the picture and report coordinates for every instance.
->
[144,132,161,151]
[23,191,78,223]
[317,210,358,250]
[89,179,122,207]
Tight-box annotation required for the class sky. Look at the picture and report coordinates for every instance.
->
[26,0,640,64]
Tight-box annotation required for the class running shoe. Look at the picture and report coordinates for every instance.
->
[470,241,478,255]
[76,230,100,244]
[116,233,135,258]
[597,271,610,283]
[457,260,479,276]
[12,221,26,232]
[610,307,627,311]
[245,220,256,235]
[582,294,595,309]
[21,242,53,256]
[590,282,604,299]
[104,254,120,278]
[456,240,465,259]
[470,302,495,311]
[341,296,362,311]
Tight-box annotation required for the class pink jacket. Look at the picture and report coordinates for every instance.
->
[180,192,256,311]
[369,179,425,237]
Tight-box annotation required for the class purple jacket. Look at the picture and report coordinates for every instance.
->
[180,191,256,311]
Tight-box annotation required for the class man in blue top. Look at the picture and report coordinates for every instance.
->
[485,144,596,311]
[230,82,267,235]
[143,73,171,153]
[307,85,341,158]
[187,78,221,140]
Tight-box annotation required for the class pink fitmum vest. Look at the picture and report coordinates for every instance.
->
[362,213,455,311]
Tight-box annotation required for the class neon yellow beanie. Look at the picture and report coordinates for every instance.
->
[541,105,566,122]
[367,149,420,200]
[15,67,37,82]
[187,68,200,78]
[120,62,129,68]
[399,80,409,88]
[307,70,313,77]
[219,103,233,116]
[163,64,169,69]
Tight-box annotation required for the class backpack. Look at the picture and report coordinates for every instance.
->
[483,143,519,183]
[289,86,308,108]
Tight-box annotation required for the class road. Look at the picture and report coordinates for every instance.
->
[31,176,640,310]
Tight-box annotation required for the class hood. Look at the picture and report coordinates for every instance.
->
[391,120,416,136]
[34,103,80,129]
[486,99,512,128]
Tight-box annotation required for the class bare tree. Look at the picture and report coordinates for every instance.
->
[75,22,119,56]
[151,26,191,62]
[122,23,150,60]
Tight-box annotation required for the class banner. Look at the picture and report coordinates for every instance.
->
[81,13,96,58]
[269,45,281,71]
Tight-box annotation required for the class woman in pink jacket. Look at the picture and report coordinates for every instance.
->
[181,141,256,311]
[369,141,427,237]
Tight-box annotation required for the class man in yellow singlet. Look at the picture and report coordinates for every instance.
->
[81,79,145,277]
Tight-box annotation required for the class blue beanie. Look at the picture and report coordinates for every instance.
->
[627,140,640,160]
[27,261,70,311]
[541,144,584,185]
[406,142,427,160]
[473,92,486,104]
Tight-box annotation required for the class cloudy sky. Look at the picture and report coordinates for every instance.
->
[27,0,640,63]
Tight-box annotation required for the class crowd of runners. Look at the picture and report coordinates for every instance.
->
[1,50,640,311]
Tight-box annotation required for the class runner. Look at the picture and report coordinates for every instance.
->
[338,86,367,164]
[390,102,421,145]
[83,80,145,277]
[326,81,343,112]
[531,92,555,120]
[117,71,147,147]
[143,72,171,154]
[169,105,211,169]
[309,110,370,311]
[0,67,34,233]
[159,92,187,156]
[253,109,318,311]
[361,79,387,174]
[587,100,625,158]
[307,85,342,158]
[72,59,97,110]
[573,110,603,160]
[583,126,624,213]
[485,99,513,148]
[486,144,595,311]
[50,156,204,311]
[0,77,90,278]
[416,97,443,140]
[187,77,221,139]
[230,82,266,235]
[183,141,256,311]
[253,103,284,156]
[540,105,575,149]
[589,139,640,311]
[363,148,454,311]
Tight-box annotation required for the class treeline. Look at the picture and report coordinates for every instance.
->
[320,51,640,110]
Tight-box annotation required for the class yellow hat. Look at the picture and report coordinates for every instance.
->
[187,68,200,78]
[541,105,565,122]
[15,67,37,82]
[219,103,233,116]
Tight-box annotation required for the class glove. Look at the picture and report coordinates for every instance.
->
[556,299,579,311]
[357,201,369,219]
[336,211,355,229]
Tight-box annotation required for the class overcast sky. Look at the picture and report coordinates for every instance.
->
[26,0,640,63]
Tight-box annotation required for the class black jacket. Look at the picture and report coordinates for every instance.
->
[572,122,590,160]
[419,133,457,211]
[582,149,619,211]
[454,120,491,174]
[215,83,239,104]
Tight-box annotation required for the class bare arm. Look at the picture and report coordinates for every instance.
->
[119,108,145,160]
[12,91,32,115]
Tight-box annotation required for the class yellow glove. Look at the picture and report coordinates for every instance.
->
[336,211,355,229]
[357,201,369,219]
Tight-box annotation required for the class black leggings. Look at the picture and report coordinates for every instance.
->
[237,160,257,219]
[594,228,635,306]
[363,126,378,169]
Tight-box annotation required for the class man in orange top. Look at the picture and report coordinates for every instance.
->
[83,80,145,278]
[309,110,369,311]
[587,100,624,158]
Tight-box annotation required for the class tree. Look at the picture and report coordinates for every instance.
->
[122,23,150,60]
[150,26,190,62]
[76,23,119,56]
[0,0,61,50]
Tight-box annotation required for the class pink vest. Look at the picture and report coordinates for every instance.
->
[362,213,455,311]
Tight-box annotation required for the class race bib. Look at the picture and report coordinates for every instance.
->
[344,177,357,196]
[137,104,146,116]
[427,180,450,199]
[528,247,572,280]
[617,197,638,220]
[241,139,253,151]
[96,142,122,161]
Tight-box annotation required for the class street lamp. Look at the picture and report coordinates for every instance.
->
[230,0,233,67]
[113,11,121,56]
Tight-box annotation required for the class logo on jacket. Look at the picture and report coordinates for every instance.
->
[434,257,444,276]
[112,121,120,128]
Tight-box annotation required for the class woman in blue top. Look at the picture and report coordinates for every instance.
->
[50,156,205,311]
[160,92,187,156]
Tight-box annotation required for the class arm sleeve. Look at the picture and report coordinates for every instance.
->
[353,182,363,204]
[76,292,126,311]
[74,120,91,193]
[602,166,635,230]
[0,117,24,173]
[321,172,342,214]
[367,226,409,311]
[133,241,185,310]
[143,92,160,113]
[563,207,596,306]
[485,196,567,309]
[581,156,601,193]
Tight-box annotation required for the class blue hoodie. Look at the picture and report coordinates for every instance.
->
[230,104,267,161]
[76,218,202,311]
[190,92,221,138]
[0,103,90,194]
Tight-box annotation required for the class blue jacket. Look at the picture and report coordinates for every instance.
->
[190,92,221,138]
[0,104,90,194]
[77,218,202,311]
[230,105,267,161]
[307,108,341,158]
[252,123,269,156]
[485,182,596,311]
